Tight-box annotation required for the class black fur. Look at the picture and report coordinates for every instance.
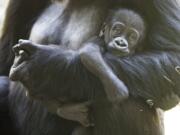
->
[0,0,180,135]
[0,77,17,135]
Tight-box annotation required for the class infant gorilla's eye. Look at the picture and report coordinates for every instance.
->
[111,22,125,36]
[127,28,140,43]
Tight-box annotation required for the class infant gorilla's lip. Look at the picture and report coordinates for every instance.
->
[9,50,28,81]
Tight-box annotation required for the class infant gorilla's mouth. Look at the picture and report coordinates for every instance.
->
[9,46,29,81]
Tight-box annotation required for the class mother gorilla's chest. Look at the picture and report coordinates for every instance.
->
[29,2,108,50]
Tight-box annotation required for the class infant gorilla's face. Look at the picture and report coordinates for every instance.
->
[104,21,141,56]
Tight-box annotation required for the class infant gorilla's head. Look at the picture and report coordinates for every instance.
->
[103,9,146,56]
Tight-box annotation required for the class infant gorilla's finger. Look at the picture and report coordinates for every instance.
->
[17,39,38,55]
[19,39,32,44]
[12,44,21,56]
[12,45,30,62]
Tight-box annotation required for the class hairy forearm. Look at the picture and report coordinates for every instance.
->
[105,51,180,110]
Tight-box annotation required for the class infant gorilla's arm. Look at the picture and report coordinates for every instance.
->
[79,37,129,103]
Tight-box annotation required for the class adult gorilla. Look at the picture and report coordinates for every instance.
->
[0,0,180,135]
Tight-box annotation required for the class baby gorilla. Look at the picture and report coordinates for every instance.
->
[80,8,146,103]
[103,9,145,55]
[72,8,146,135]
[57,9,145,125]
[9,8,146,135]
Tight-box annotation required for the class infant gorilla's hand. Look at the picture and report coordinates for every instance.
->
[42,100,94,127]
[56,102,94,127]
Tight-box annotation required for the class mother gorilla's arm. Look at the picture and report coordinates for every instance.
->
[0,0,180,111]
